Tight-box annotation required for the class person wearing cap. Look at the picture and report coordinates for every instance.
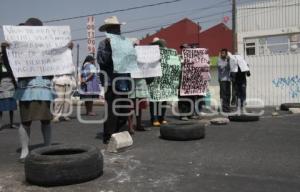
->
[79,55,100,116]
[97,16,129,144]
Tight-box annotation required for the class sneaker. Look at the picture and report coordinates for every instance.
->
[180,117,189,121]
[64,117,71,121]
[190,115,199,120]
[160,120,168,125]
[152,121,161,127]
[52,117,60,123]
[10,124,19,129]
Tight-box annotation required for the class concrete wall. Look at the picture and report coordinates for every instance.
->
[236,0,300,106]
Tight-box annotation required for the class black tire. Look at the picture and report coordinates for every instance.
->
[228,115,260,122]
[280,103,300,111]
[25,144,103,187]
[160,122,205,141]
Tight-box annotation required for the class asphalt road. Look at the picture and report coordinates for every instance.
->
[0,106,299,192]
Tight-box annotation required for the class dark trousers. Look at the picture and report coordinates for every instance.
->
[235,80,247,108]
[219,81,231,112]
[231,80,237,106]
[103,86,129,143]
[149,101,167,122]
[178,96,195,117]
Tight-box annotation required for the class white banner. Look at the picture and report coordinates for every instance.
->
[131,45,162,78]
[229,54,250,72]
[3,25,74,78]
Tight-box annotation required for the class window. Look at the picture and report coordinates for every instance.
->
[244,33,300,56]
[245,42,256,56]
[266,35,289,54]
[290,34,300,53]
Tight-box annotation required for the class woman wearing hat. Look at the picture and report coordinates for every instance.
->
[80,55,100,116]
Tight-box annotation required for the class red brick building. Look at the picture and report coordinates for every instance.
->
[140,18,233,57]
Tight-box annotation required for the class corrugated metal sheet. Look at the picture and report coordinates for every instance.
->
[237,0,300,33]
[246,53,300,106]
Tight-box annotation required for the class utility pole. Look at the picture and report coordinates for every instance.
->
[197,22,200,48]
[232,0,237,53]
[76,43,80,91]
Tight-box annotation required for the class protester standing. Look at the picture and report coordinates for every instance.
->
[3,18,74,161]
[127,39,150,132]
[80,55,100,116]
[0,50,17,129]
[97,16,130,144]
[217,48,231,112]
[52,74,76,122]
[178,43,195,121]
[148,38,168,127]
[231,56,251,108]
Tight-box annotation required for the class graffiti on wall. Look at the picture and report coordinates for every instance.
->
[272,75,300,98]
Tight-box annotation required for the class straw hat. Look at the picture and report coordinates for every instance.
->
[99,16,126,32]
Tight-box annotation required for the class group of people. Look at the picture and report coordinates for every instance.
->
[0,16,251,161]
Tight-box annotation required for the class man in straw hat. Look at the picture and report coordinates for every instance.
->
[97,16,130,144]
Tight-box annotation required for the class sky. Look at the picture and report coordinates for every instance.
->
[0,0,257,63]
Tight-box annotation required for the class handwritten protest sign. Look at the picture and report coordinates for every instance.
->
[3,25,74,78]
[180,48,210,96]
[106,33,139,74]
[148,48,181,101]
[131,45,162,78]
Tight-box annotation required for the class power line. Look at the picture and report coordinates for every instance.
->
[44,0,182,23]
[72,11,231,42]
[127,0,231,23]
[71,1,231,34]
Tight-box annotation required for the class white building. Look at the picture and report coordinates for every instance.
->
[237,0,300,106]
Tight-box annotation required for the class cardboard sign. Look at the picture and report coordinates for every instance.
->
[3,25,74,78]
[131,45,162,78]
[180,48,210,96]
[148,48,181,101]
[106,33,139,74]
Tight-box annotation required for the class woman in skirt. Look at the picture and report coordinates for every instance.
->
[3,18,74,161]
[80,55,101,116]
[0,50,17,129]
[128,78,150,133]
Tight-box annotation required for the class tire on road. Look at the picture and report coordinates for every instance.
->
[25,144,103,187]
[280,103,300,111]
[228,115,260,122]
[160,122,205,141]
